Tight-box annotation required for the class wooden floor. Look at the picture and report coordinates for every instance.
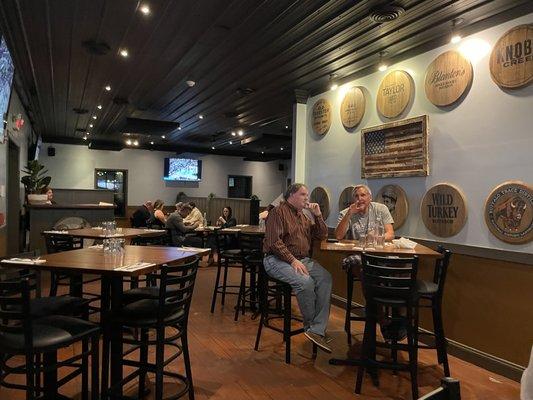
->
[1,265,521,399]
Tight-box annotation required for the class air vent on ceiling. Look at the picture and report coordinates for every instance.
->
[72,107,88,114]
[82,40,111,56]
[369,5,405,23]
[236,87,255,96]
[113,97,129,105]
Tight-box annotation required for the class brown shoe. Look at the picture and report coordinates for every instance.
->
[304,331,332,353]
[325,333,334,344]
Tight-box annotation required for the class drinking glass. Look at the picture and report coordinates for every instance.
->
[375,234,385,248]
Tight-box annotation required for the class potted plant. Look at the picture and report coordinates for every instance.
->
[21,160,52,204]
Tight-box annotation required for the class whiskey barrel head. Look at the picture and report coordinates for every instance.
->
[484,181,533,244]
[421,183,467,237]
[490,24,533,89]
[425,50,473,106]
[338,186,355,212]
[377,70,413,118]
[310,186,331,219]
[340,86,366,129]
[375,184,409,229]
[311,99,332,135]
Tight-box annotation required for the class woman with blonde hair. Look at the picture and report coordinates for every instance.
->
[148,199,166,228]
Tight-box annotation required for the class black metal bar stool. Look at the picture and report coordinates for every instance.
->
[343,256,366,343]
[254,263,317,364]
[234,232,262,321]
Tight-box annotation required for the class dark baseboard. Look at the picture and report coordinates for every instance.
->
[331,294,525,382]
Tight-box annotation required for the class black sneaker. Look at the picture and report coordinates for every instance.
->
[380,320,408,342]
[304,331,332,353]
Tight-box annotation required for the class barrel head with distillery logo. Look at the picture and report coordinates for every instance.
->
[425,50,473,106]
[421,183,467,237]
[485,181,533,244]
[310,186,331,219]
[340,86,365,129]
[490,24,533,89]
[376,184,409,229]
[311,99,332,135]
[377,70,413,118]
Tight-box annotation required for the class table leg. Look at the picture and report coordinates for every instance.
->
[110,277,124,397]
[69,273,83,298]
[100,277,111,399]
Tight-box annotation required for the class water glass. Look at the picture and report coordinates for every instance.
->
[375,234,385,248]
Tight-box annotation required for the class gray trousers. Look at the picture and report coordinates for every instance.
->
[263,255,332,336]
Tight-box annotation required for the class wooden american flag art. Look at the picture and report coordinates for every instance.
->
[361,115,429,178]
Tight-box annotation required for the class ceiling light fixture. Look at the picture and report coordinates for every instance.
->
[161,135,166,139]
[126,139,132,145]
[185,80,196,87]
[285,125,289,129]
[133,140,139,146]
[229,141,233,145]
[378,50,389,72]
[86,132,90,135]
[150,141,154,145]
[450,18,464,44]
[280,147,284,151]
[140,4,150,15]
[89,124,93,128]
[178,126,182,130]
[92,115,97,120]
[198,114,204,119]
[231,131,236,136]
[211,146,215,150]
[119,49,129,57]
[97,105,102,110]
[83,136,87,140]
[329,73,338,91]
[238,129,243,136]
[105,85,111,91]
[261,151,264,154]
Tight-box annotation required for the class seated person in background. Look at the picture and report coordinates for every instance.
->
[131,201,153,227]
[165,204,202,247]
[335,184,394,241]
[183,202,204,226]
[216,206,237,228]
[44,187,57,205]
[147,199,166,228]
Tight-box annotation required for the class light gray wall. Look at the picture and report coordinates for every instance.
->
[304,14,533,253]
[39,143,287,207]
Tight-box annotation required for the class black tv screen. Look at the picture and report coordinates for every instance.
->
[164,158,202,181]
[0,35,15,142]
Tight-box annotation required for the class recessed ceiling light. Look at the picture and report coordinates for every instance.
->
[133,140,139,146]
[97,105,102,110]
[229,141,233,145]
[198,114,204,119]
[105,85,111,91]
[378,64,388,72]
[89,124,93,128]
[185,80,196,87]
[86,132,90,135]
[150,141,154,145]
[451,35,462,44]
[231,131,236,136]
[119,49,129,58]
[329,83,338,91]
[92,115,97,120]
[261,151,264,154]
[126,139,132,145]
[211,146,215,150]
[280,147,284,151]
[140,4,150,15]
[161,135,165,139]
[83,136,87,140]
[178,126,182,130]
[238,129,243,136]
[285,125,289,129]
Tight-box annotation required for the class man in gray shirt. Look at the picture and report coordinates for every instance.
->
[335,184,395,241]
[165,203,202,246]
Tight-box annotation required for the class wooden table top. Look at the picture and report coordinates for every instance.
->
[220,225,265,235]
[42,227,167,239]
[320,239,441,258]
[0,245,208,276]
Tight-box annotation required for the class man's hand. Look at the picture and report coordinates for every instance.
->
[349,202,365,215]
[307,202,322,216]
[291,259,309,275]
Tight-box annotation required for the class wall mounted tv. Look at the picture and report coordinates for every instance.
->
[164,158,202,181]
[0,35,15,143]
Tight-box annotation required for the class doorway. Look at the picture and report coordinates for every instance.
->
[94,169,128,217]
[7,140,20,254]
[227,175,252,199]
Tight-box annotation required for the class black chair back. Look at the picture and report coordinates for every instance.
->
[0,278,35,349]
[0,251,42,297]
[361,253,419,304]
[433,246,452,298]
[150,257,200,324]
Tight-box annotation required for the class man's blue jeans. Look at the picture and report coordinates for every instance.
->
[263,255,332,336]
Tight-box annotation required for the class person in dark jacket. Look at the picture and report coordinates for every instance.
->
[215,206,237,228]
[131,201,153,227]
[165,203,202,247]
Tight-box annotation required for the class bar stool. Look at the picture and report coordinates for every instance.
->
[417,246,452,377]
[0,276,100,400]
[210,230,242,313]
[234,232,262,321]
[343,256,366,343]
[110,257,199,400]
[254,263,317,364]
[418,377,460,400]
[355,253,420,399]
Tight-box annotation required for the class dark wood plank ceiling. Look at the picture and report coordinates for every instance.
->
[0,0,531,159]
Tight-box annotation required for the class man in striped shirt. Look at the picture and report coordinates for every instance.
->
[263,183,333,353]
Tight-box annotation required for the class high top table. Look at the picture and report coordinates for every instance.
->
[1,245,209,398]
[42,227,167,245]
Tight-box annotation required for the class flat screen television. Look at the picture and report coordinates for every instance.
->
[164,158,202,181]
[0,35,15,143]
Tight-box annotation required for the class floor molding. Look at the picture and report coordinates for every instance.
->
[331,294,525,382]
